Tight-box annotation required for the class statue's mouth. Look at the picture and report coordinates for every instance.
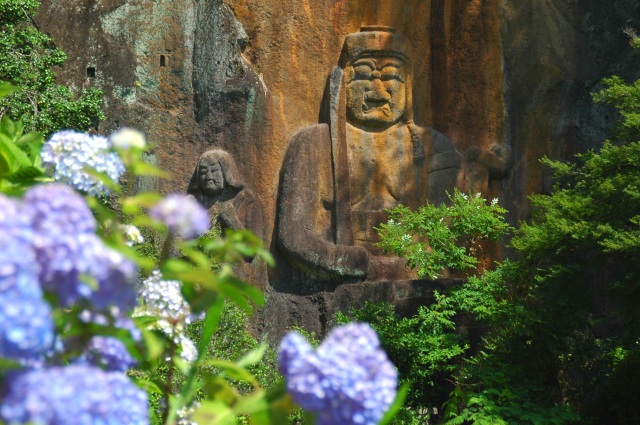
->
[362,99,391,116]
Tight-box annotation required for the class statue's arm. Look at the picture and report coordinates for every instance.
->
[277,125,369,279]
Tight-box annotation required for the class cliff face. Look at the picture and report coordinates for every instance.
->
[36,0,640,336]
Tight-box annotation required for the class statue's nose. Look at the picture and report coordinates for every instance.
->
[368,78,391,101]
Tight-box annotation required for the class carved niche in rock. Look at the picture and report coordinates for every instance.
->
[276,26,463,284]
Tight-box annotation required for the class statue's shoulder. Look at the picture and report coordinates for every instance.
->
[285,123,331,158]
[411,124,461,172]
[413,125,458,155]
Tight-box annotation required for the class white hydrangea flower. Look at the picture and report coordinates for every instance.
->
[109,127,147,150]
[121,224,144,246]
[135,271,203,364]
[177,402,200,425]
[42,130,125,197]
[137,270,192,323]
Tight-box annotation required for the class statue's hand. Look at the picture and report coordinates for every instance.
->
[366,255,415,281]
[216,202,241,229]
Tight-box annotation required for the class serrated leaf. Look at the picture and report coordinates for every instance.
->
[17,131,43,148]
[6,165,46,183]
[0,133,31,167]
[0,116,16,139]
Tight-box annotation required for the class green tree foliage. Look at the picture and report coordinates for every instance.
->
[358,34,640,424]
[376,189,512,279]
[0,0,104,135]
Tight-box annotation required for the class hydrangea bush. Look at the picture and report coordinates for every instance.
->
[0,83,402,424]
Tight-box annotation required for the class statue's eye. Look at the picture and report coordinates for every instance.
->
[352,64,374,80]
[380,68,404,82]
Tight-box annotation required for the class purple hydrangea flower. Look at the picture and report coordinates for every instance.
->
[0,365,148,424]
[80,336,137,372]
[278,323,398,425]
[149,194,209,240]
[42,130,125,197]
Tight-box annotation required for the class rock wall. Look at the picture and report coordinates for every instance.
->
[36,0,640,338]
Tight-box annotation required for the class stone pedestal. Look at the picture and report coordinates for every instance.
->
[255,278,464,342]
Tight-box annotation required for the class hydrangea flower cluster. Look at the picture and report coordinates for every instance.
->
[135,270,202,363]
[0,233,54,364]
[0,185,147,423]
[149,194,209,240]
[278,323,398,425]
[41,130,125,196]
[80,336,138,372]
[17,185,138,307]
[0,365,148,424]
[121,224,145,246]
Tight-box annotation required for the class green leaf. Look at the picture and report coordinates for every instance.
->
[0,133,31,167]
[236,343,267,368]
[203,359,257,384]
[131,161,171,178]
[197,297,224,356]
[121,192,163,214]
[192,400,236,425]
[0,81,18,98]
[0,116,16,139]
[378,382,409,425]
[5,165,46,183]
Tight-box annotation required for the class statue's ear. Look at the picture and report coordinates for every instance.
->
[186,161,201,196]
[404,62,414,124]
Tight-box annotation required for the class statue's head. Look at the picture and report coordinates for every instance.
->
[341,26,412,129]
[188,149,244,199]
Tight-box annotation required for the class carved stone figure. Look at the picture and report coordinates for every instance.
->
[188,149,263,240]
[276,26,461,283]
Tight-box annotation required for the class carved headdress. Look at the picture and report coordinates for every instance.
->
[326,26,424,245]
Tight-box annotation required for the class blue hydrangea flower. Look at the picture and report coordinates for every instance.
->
[0,365,148,424]
[42,130,125,197]
[278,323,398,425]
[23,185,97,305]
[0,233,54,364]
[0,294,55,364]
[83,236,138,311]
[79,336,137,372]
[149,194,209,240]
[0,194,33,245]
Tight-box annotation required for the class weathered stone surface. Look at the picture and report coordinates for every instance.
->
[35,0,640,336]
[274,26,465,291]
[257,278,463,343]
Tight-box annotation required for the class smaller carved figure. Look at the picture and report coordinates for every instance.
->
[461,144,511,198]
[187,149,263,240]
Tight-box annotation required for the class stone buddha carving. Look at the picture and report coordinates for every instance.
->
[276,26,462,282]
[188,149,263,240]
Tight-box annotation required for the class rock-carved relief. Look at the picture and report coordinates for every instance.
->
[188,149,264,241]
[276,26,463,283]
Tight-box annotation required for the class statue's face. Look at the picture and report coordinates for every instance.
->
[199,157,224,195]
[346,56,406,128]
